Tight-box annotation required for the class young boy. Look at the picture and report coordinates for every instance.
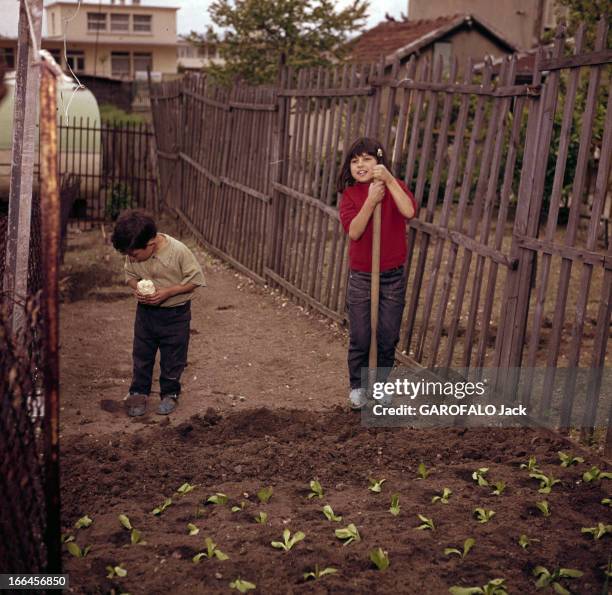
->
[111,210,206,416]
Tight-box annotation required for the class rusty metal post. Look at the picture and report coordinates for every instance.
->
[39,55,62,574]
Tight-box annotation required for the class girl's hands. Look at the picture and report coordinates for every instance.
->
[373,164,393,185]
[367,180,385,206]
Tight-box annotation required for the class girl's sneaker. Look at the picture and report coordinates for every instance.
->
[349,388,367,410]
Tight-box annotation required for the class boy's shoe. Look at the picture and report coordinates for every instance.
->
[349,388,367,410]
[125,392,148,417]
[158,394,178,415]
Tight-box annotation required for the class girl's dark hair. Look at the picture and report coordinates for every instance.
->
[111,209,157,254]
[336,137,391,194]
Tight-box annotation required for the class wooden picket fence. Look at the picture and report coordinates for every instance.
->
[150,20,612,454]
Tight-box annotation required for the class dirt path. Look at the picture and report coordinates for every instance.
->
[60,217,348,439]
[59,219,611,595]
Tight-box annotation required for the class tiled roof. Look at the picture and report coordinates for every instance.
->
[348,14,516,63]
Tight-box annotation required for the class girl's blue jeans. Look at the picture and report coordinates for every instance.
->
[346,266,407,389]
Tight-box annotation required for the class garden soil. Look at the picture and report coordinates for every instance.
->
[60,221,611,594]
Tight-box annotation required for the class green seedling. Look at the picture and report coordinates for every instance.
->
[370,547,390,571]
[254,511,268,524]
[583,466,612,483]
[557,451,584,467]
[66,542,91,558]
[368,478,386,493]
[308,480,324,499]
[151,497,173,515]
[187,523,199,536]
[581,523,611,540]
[389,494,401,516]
[491,481,506,496]
[231,501,247,513]
[303,564,337,580]
[271,528,305,551]
[74,515,93,529]
[61,534,74,543]
[520,456,539,472]
[444,538,475,559]
[415,514,435,531]
[118,514,132,530]
[176,482,197,496]
[602,497,611,507]
[118,514,143,544]
[535,500,550,517]
[193,537,229,562]
[229,578,256,593]
[529,471,561,494]
[474,508,495,524]
[257,486,273,503]
[322,504,342,522]
[207,493,228,505]
[518,534,539,549]
[432,488,452,504]
[335,523,361,546]
[106,565,127,579]
[533,566,583,593]
[449,578,508,595]
[417,462,431,479]
[602,557,612,579]
[194,506,205,519]
[472,468,489,487]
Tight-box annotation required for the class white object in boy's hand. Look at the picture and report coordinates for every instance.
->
[137,279,156,295]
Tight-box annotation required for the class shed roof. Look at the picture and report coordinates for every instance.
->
[348,14,517,64]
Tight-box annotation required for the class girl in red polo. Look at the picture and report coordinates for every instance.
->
[338,137,417,409]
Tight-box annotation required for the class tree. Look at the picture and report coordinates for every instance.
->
[205,0,369,85]
[554,0,610,45]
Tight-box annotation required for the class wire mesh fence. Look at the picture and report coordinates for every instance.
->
[0,292,48,573]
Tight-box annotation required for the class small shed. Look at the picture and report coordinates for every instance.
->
[348,14,517,76]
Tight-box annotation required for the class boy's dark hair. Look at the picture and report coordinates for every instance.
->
[111,209,157,254]
[336,137,391,194]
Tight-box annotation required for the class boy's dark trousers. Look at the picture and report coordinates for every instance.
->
[129,302,191,397]
[347,266,406,389]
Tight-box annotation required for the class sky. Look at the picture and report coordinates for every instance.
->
[0,0,409,38]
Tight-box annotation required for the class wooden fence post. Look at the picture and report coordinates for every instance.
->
[266,60,289,281]
[494,42,552,396]
[3,0,42,332]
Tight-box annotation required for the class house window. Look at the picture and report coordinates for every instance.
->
[51,13,56,35]
[133,52,152,74]
[111,51,131,78]
[133,14,152,33]
[110,13,130,32]
[0,47,15,68]
[87,12,107,32]
[66,50,85,72]
[433,42,451,76]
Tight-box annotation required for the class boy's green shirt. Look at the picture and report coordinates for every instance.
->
[124,233,206,307]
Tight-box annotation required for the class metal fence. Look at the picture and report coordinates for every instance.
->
[0,293,48,573]
[56,118,158,226]
[0,192,49,572]
[150,19,612,454]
